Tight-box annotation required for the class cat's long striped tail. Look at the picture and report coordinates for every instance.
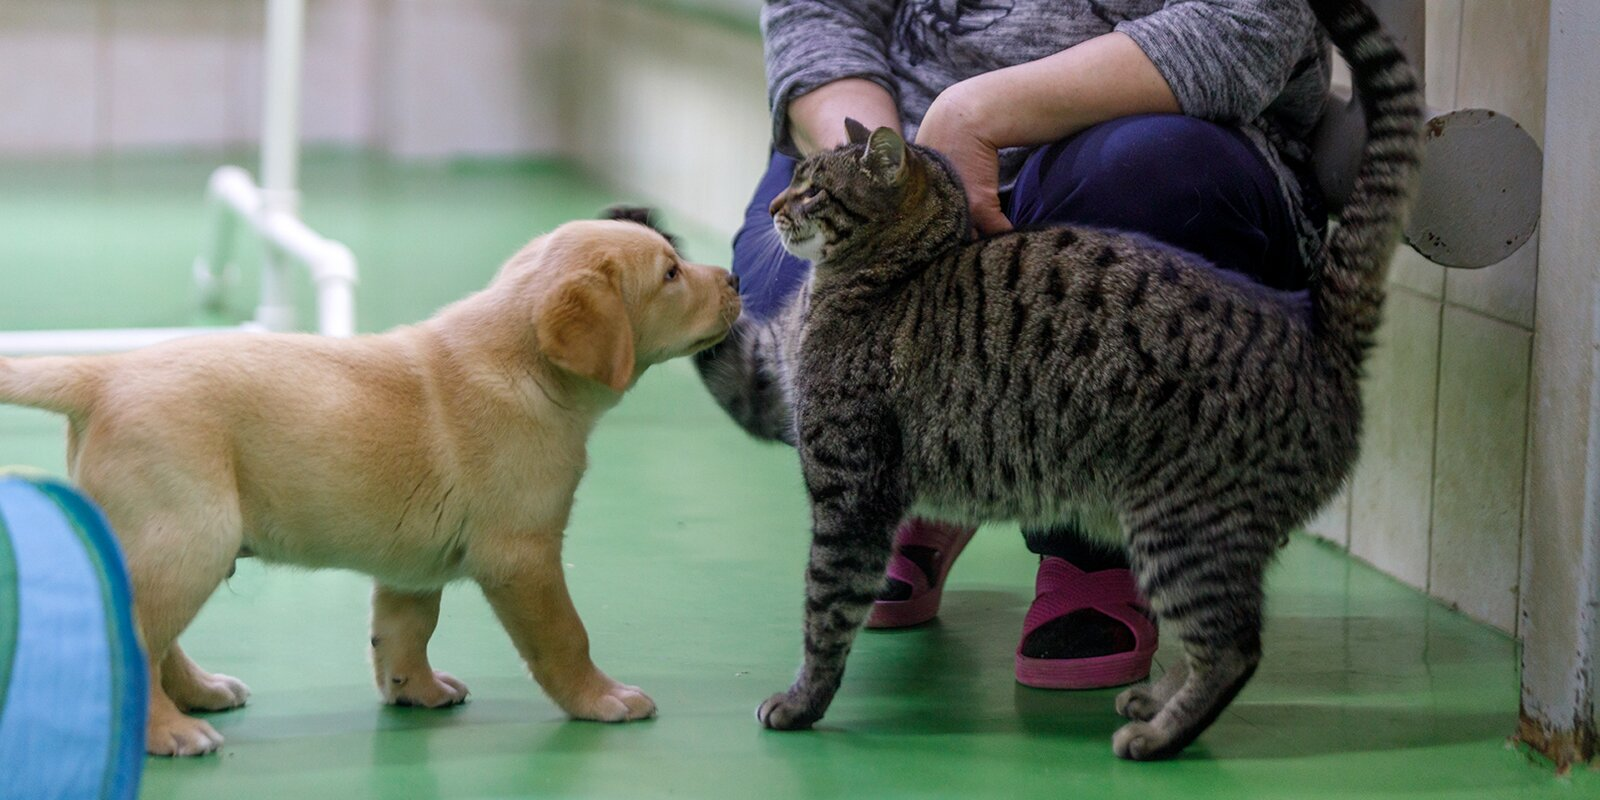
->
[1308,0,1424,372]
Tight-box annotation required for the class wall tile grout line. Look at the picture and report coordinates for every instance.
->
[1423,277,1447,596]
[1513,326,1536,640]
[92,0,110,154]
[1441,296,1535,332]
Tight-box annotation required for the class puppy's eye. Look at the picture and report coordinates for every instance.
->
[664,265,680,283]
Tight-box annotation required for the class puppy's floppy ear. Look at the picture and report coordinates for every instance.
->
[861,126,907,185]
[843,117,871,146]
[536,266,635,392]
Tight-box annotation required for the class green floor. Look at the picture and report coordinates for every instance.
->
[0,154,1587,798]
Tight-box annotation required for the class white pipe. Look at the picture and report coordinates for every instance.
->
[0,0,354,357]
[192,0,356,339]
[316,268,357,339]
[193,173,239,310]
[197,165,359,337]
[257,0,305,334]
[257,204,358,287]
[3,164,357,354]
[0,327,253,357]
[260,0,304,203]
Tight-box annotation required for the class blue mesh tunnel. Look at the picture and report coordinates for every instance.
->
[0,471,146,799]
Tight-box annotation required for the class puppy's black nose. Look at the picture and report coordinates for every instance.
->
[726,272,740,290]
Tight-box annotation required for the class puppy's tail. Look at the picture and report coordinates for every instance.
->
[0,356,101,417]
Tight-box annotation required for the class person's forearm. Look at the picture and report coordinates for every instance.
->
[935,32,1179,151]
[787,78,901,156]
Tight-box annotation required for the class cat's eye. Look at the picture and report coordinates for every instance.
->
[664,265,680,283]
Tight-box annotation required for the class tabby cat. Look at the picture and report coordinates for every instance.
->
[699,0,1421,761]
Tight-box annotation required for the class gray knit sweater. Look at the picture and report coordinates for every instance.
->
[763,0,1331,262]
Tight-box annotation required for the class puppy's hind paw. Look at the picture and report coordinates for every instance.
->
[173,671,251,712]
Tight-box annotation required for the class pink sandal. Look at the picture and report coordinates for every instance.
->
[1015,557,1157,689]
[866,519,978,629]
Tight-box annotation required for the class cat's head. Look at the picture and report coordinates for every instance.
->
[769,119,969,270]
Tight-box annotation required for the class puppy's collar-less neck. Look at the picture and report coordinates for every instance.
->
[529,359,627,415]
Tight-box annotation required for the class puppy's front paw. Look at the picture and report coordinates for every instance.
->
[1114,685,1162,722]
[384,669,470,708]
[564,681,656,722]
[147,712,225,757]
[174,672,251,712]
[756,690,819,731]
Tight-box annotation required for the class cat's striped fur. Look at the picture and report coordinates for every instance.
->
[707,0,1422,761]
[694,282,806,446]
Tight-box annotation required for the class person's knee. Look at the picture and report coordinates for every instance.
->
[1019,116,1240,227]
[1068,116,1247,237]
[1094,115,1235,177]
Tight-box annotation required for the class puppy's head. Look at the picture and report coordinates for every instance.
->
[513,216,740,392]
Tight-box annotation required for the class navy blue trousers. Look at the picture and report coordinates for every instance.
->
[730,113,1316,561]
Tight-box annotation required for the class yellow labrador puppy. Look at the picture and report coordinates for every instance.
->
[0,212,739,756]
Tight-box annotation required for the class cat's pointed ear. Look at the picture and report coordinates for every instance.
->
[843,117,871,146]
[861,126,907,185]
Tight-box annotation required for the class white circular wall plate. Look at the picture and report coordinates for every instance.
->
[1405,108,1544,269]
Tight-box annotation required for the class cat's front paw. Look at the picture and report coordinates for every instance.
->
[756,690,820,730]
[1112,720,1182,761]
[1114,685,1162,722]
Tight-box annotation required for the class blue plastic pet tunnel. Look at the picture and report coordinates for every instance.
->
[0,470,146,799]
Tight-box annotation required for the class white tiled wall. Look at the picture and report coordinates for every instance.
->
[375,0,571,159]
[0,0,570,158]
[1441,0,1549,331]
[567,0,771,240]
[105,0,239,150]
[235,0,381,145]
[1429,308,1530,632]
[1347,289,1443,591]
[0,0,763,231]
[0,0,101,153]
[1303,488,1351,550]
[1313,0,1549,634]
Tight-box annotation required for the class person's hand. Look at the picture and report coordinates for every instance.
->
[916,80,1012,236]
